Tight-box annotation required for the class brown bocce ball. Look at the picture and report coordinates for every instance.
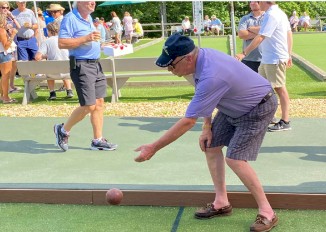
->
[106,188,123,205]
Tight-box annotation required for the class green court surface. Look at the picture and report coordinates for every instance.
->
[0,117,325,194]
[0,116,325,231]
[0,204,325,232]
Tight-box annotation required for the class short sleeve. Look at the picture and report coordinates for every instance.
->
[59,17,73,39]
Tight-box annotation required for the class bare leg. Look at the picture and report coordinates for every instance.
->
[274,86,290,122]
[47,80,55,92]
[0,61,13,102]
[0,79,2,100]
[63,105,95,132]
[63,79,72,90]
[205,146,229,208]
[90,98,104,139]
[9,60,17,90]
[226,158,274,220]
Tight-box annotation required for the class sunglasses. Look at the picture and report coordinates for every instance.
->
[1,7,9,9]
[169,56,187,69]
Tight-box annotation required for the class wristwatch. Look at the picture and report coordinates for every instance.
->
[202,124,212,129]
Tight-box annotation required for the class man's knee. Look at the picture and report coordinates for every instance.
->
[82,104,96,113]
[205,146,224,156]
[274,86,287,96]
[92,98,104,111]
[225,157,246,168]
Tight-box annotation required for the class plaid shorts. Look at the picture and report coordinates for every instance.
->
[210,93,277,161]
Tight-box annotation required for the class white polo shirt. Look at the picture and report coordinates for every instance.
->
[259,5,291,64]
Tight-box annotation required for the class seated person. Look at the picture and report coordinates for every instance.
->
[181,16,192,35]
[34,22,73,100]
[299,12,310,31]
[211,15,222,35]
[131,19,143,43]
[289,11,299,32]
[203,15,211,35]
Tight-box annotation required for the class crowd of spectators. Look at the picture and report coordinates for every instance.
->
[289,11,311,32]
[0,1,145,104]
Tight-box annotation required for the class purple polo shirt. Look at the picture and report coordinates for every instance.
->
[185,48,272,118]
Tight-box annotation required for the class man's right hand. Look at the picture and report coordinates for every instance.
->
[87,31,101,42]
[134,144,157,162]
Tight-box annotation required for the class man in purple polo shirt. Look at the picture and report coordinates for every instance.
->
[135,34,279,232]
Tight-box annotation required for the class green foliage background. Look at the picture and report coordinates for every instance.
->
[15,1,326,22]
[10,1,326,37]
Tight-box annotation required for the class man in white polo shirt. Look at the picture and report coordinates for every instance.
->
[236,1,293,132]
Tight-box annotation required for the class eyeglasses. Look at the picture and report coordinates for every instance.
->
[169,56,187,69]
[1,7,9,9]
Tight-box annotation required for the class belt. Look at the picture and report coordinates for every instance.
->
[259,90,274,104]
[17,37,32,41]
[76,59,99,64]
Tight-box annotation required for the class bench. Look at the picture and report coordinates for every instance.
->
[297,19,322,31]
[170,26,183,35]
[17,57,194,105]
[108,57,194,102]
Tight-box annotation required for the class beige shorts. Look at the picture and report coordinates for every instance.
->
[258,62,287,88]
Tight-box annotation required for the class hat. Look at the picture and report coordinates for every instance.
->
[133,19,138,23]
[94,17,100,23]
[156,33,195,67]
[211,15,216,18]
[46,4,65,11]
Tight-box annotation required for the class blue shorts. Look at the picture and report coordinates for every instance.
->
[0,52,12,64]
[210,93,277,161]
[16,37,38,61]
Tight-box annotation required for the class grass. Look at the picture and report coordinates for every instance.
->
[4,34,326,106]
[236,33,326,71]
[124,36,229,59]
[292,33,326,70]
[0,203,325,232]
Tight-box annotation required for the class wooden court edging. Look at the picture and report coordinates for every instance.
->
[0,189,325,210]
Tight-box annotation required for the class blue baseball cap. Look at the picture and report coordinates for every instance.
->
[156,33,195,67]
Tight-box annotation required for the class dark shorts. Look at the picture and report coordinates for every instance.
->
[241,60,261,73]
[71,61,107,106]
[210,93,277,161]
[0,52,12,64]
